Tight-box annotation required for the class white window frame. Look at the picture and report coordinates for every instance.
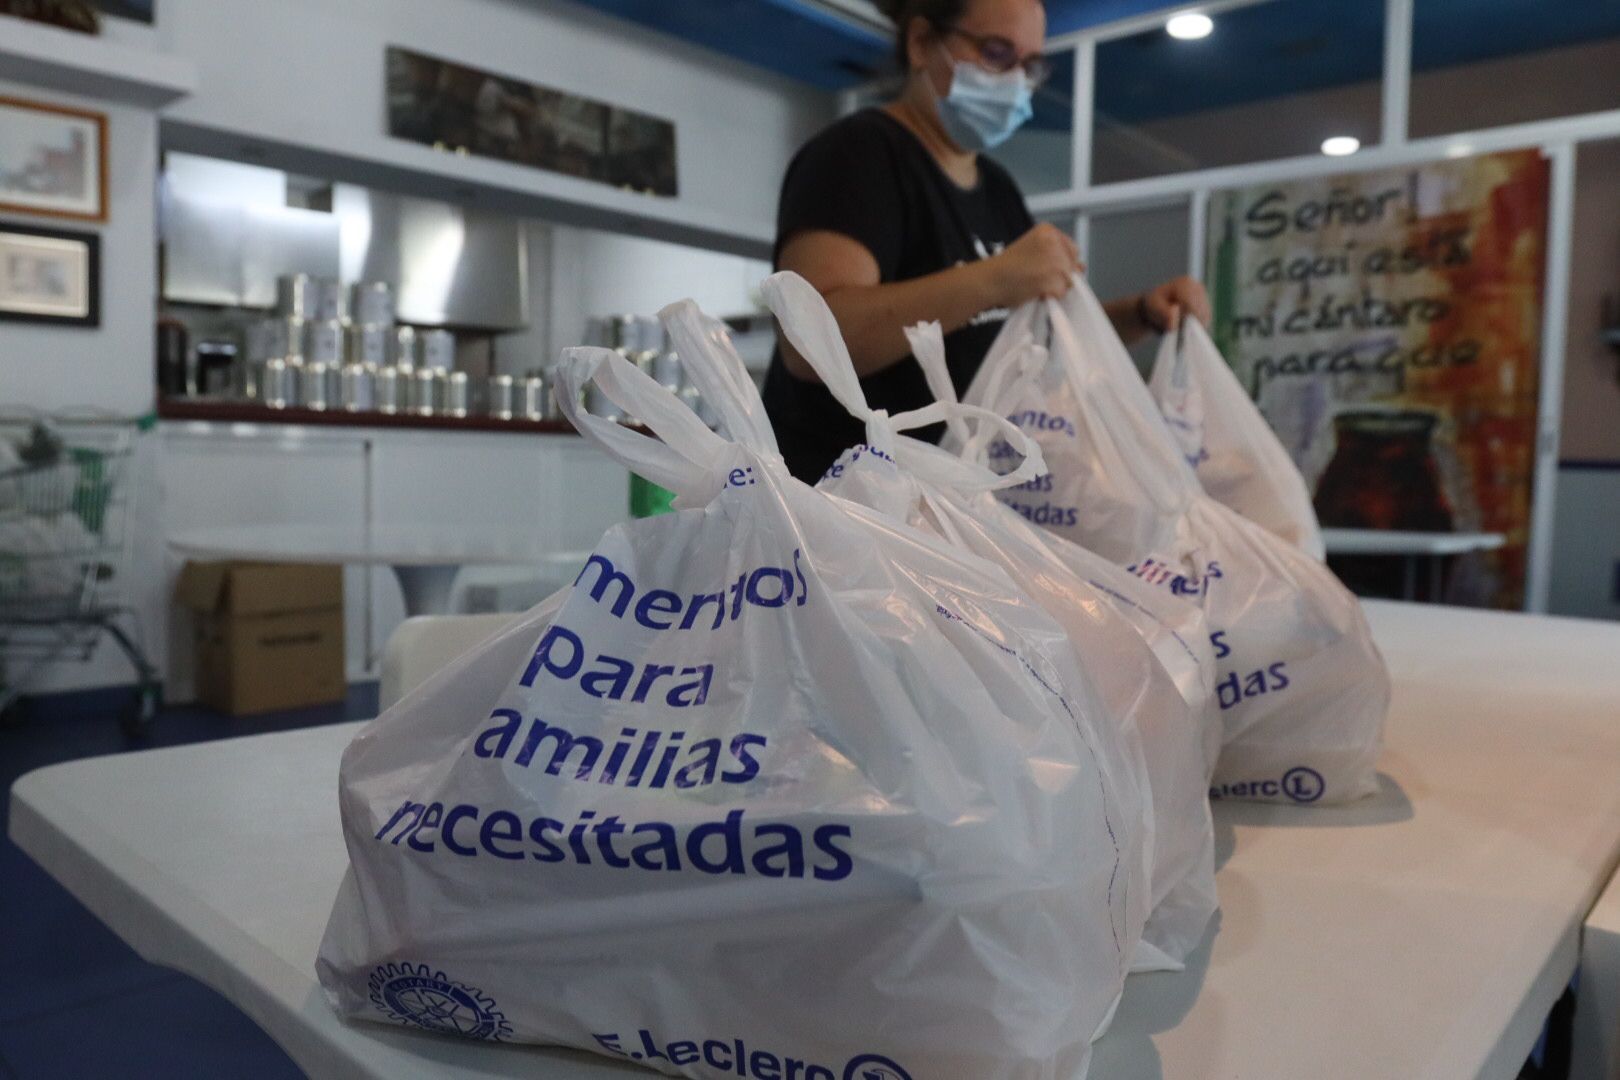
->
[842,0,1614,611]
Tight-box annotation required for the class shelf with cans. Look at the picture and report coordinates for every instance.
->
[156,277,739,436]
[160,274,504,421]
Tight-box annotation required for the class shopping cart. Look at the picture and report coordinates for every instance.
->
[0,410,160,734]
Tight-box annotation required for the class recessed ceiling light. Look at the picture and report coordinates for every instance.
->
[1166,12,1214,40]
[1321,135,1361,157]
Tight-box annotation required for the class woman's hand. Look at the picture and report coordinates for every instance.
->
[981,223,1085,308]
[1137,275,1213,333]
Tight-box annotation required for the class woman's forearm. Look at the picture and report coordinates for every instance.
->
[1104,294,1152,347]
[781,260,1000,379]
[787,273,1154,377]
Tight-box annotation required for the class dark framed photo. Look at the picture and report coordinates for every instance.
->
[91,0,155,23]
[385,47,678,197]
[0,222,100,326]
[0,95,109,222]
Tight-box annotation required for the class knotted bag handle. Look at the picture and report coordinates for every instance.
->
[659,299,779,455]
[760,271,1045,491]
[554,347,735,508]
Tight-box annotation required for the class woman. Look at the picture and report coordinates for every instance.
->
[762,0,1211,482]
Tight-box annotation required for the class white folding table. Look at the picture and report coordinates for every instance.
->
[170,525,587,616]
[11,601,1620,1080]
[1322,527,1506,601]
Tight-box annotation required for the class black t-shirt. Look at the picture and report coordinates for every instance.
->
[761,108,1035,482]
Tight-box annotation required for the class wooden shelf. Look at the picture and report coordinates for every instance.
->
[1,17,195,107]
[157,397,585,436]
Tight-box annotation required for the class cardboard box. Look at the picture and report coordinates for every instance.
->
[175,560,345,716]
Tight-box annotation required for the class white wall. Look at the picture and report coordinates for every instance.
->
[0,78,157,415]
[0,77,165,695]
[154,0,831,254]
[489,221,770,374]
[545,226,770,360]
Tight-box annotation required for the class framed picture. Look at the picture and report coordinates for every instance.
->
[385,48,678,197]
[91,0,155,23]
[0,96,108,222]
[0,223,100,326]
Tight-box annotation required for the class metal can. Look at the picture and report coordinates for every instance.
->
[346,323,390,368]
[340,362,376,412]
[542,368,569,421]
[350,281,394,327]
[375,365,404,415]
[260,358,296,409]
[445,371,470,418]
[520,374,547,421]
[412,367,444,416]
[302,361,336,411]
[305,319,344,366]
[275,273,315,319]
[585,381,623,423]
[390,325,418,370]
[654,349,683,392]
[309,277,345,322]
[488,374,517,420]
[420,328,455,371]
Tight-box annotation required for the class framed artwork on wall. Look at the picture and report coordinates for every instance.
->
[385,47,678,197]
[0,222,101,327]
[91,0,154,23]
[0,96,108,222]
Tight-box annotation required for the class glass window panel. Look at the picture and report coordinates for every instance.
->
[1035,208,1079,233]
[1092,0,1384,185]
[988,49,1076,196]
[1410,0,1620,137]
[1085,201,1192,372]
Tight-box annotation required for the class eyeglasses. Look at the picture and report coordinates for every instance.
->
[939,25,1053,86]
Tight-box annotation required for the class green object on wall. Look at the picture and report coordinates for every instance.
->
[629,472,676,518]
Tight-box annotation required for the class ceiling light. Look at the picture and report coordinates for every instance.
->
[1166,12,1214,40]
[1321,135,1361,157]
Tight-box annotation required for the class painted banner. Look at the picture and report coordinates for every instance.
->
[1207,148,1549,608]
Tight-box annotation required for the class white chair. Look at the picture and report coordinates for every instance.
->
[1574,865,1620,1080]
[378,613,518,711]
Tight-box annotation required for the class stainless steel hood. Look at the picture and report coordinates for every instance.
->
[162,194,340,309]
[162,175,529,331]
[335,186,528,331]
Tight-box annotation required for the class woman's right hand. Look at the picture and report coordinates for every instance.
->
[982,223,1084,308]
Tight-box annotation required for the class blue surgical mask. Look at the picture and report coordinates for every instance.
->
[937,59,1034,152]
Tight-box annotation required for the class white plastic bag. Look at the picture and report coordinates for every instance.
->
[318,305,1146,1079]
[962,275,1389,806]
[757,271,1215,972]
[1148,318,1325,559]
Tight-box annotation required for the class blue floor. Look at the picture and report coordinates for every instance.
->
[0,684,378,1079]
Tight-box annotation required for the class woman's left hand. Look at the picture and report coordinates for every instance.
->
[1140,276,1212,333]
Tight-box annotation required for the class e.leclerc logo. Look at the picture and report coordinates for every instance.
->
[844,1053,914,1080]
[1282,766,1326,804]
[368,962,512,1041]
